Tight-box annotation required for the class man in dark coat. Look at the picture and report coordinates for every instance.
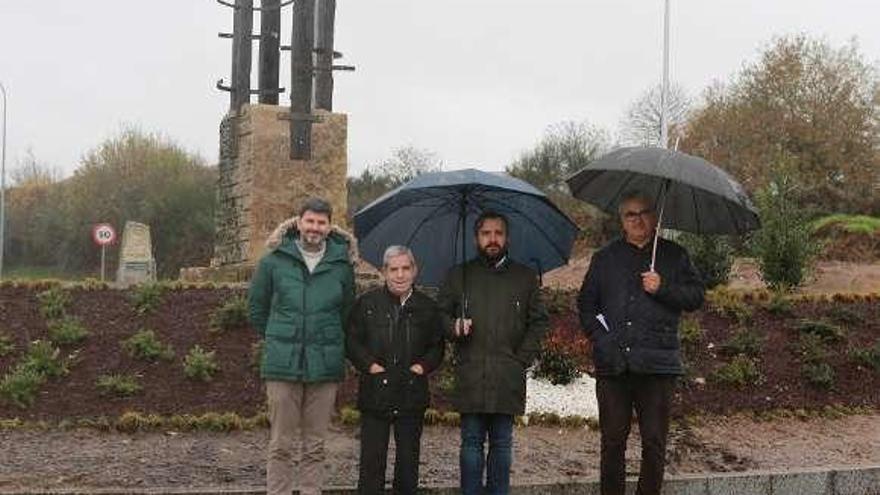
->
[438,211,549,495]
[347,245,445,494]
[578,191,705,495]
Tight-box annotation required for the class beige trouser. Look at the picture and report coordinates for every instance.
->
[266,380,338,495]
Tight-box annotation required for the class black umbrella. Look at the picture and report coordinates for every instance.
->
[354,168,579,291]
[566,146,760,268]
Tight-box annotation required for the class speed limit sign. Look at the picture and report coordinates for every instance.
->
[92,224,116,246]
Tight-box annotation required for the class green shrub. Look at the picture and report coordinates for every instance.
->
[130,283,166,314]
[122,329,175,361]
[47,317,89,345]
[719,328,764,357]
[339,406,361,426]
[534,343,580,385]
[183,345,219,381]
[826,306,863,325]
[0,368,44,408]
[707,289,754,324]
[250,340,264,371]
[96,374,142,397]
[21,340,66,378]
[678,233,734,289]
[712,355,761,388]
[849,340,880,372]
[796,319,845,342]
[0,331,14,357]
[210,296,249,332]
[802,362,835,389]
[37,287,71,320]
[748,169,819,291]
[763,292,794,316]
[795,333,829,363]
[679,316,704,347]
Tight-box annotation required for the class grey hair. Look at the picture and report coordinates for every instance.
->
[617,190,655,215]
[382,245,417,268]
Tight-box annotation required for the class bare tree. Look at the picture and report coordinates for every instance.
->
[619,83,691,148]
[375,145,443,185]
[11,148,59,187]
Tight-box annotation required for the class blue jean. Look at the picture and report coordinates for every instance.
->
[460,413,514,495]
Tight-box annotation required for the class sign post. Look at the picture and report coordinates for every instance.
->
[91,224,116,282]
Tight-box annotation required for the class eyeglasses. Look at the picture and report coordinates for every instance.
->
[622,209,654,221]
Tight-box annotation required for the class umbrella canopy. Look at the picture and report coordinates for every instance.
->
[354,168,579,287]
[566,146,760,235]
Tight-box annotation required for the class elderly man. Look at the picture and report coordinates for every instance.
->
[438,210,549,495]
[249,197,356,495]
[577,191,705,495]
[347,245,445,495]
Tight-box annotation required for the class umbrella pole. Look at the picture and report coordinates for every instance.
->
[459,195,468,319]
[650,180,670,272]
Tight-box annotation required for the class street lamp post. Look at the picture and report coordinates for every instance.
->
[0,81,7,280]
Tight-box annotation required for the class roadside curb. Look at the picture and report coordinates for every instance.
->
[1,465,878,495]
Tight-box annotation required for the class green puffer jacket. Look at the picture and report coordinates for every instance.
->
[248,217,356,383]
[438,256,549,416]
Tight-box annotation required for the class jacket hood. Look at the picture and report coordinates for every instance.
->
[265,216,359,264]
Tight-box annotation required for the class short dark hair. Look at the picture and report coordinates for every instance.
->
[299,197,333,221]
[617,190,655,215]
[473,210,509,235]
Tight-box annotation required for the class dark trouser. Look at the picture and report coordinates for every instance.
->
[358,410,424,495]
[596,374,675,495]
[460,413,514,495]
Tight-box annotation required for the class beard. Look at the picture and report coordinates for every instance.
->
[478,243,507,263]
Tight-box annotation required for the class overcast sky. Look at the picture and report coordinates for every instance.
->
[1,1,878,178]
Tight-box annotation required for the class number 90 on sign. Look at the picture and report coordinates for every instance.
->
[92,224,117,246]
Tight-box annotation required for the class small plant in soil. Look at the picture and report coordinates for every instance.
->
[96,374,142,397]
[763,292,794,316]
[707,289,754,324]
[802,361,835,389]
[47,317,89,345]
[250,340,264,371]
[849,340,880,372]
[711,355,761,388]
[37,287,71,320]
[183,345,219,382]
[794,333,829,364]
[796,319,845,342]
[0,367,44,408]
[825,306,863,326]
[21,340,67,378]
[339,406,361,426]
[0,331,14,357]
[122,329,175,361]
[129,283,166,315]
[679,316,704,347]
[210,296,249,333]
[718,328,764,358]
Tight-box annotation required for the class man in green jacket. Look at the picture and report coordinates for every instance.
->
[438,210,549,495]
[249,197,356,495]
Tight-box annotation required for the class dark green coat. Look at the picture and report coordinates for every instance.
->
[438,256,549,416]
[248,228,355,383]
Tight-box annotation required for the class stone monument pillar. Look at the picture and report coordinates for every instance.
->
[117,221,157,286]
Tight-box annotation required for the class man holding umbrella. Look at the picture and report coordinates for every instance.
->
[577,190,704,495]
[438,210,549,495]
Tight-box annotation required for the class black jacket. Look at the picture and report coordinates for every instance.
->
[346,287,445,414]
[577,237,705,376]
[438,256,549,416]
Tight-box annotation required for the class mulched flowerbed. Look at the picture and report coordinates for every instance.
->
[0,285,878,421]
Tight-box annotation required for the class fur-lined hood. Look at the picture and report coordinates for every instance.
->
[265,216,358,264]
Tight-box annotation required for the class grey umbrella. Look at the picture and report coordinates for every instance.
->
[566,146,760,268]
[354,168,579,288]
